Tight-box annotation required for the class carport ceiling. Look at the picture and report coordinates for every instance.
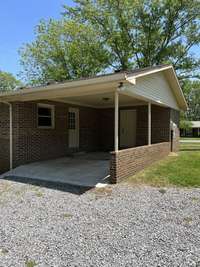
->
[57,92,146,108]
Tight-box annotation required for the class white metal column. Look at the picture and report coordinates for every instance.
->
[114,90,119,151]
[148,102,151,146]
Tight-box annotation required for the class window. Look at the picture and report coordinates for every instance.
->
[37,104,55,128]
[68,111,76,129]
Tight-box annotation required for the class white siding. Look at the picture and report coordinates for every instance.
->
[131,72,179,110]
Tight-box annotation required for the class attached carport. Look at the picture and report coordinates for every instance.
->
[0,65,187,185]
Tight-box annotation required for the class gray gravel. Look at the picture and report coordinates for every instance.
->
[0,178,200,267]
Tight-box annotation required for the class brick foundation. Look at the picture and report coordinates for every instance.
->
[110,142,171,183]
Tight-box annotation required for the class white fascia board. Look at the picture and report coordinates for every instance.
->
[170,68,188,110]
[125,65,172,80]
[0,73,126,101]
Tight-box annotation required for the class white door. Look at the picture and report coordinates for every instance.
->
[68,108,79,148]
[120,109,136,148]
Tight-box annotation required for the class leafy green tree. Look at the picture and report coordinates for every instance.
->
[20,0,200,85]
[19,20,109,85]
[180,120,193,130]
[182,80,200,120]
[64,0,200,78]
[0,70,21,92]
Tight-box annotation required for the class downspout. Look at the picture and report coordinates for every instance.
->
[0,101,13,170]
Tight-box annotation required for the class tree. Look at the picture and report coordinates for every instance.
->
[0,70,21,92]
[19,20,109,85]
[179,120,193,130]
[65,0,200,78]
[182,80,200,120]
[181,80,200,121]
[19,0,200,85]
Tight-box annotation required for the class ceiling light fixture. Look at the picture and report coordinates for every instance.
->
[118,82,124,89]
[102,97,110,102]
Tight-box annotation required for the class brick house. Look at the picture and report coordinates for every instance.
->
[0,65,187,183]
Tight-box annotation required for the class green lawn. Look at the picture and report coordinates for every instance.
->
[125,142,200,187]
[180,137,200,141]
[180,142,200,151]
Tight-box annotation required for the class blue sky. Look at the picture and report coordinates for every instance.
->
[0,0,74,77]
[0,1,199,80]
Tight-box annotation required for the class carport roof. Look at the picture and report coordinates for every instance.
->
[0,64,187,110]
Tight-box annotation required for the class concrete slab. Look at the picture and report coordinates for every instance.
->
[1,153,110,187]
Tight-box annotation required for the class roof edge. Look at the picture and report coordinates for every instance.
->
[125,64,172,79]
[0,65,188,111]
[0,72,126,99]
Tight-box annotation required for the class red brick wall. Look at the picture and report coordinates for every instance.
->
[0,101,102,173]
[110,142,171,183]
[152,106,170,144]
[13,101,102,167]
[98,106,150,148]
[99,105,171,148]
[99,108,114,151]
[12,101,69,167]
[136,105,148,146]
[0,103,10,173]
[79,106,100,151]
[135,105,171,145]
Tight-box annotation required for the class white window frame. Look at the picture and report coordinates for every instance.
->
[37,103,55,129]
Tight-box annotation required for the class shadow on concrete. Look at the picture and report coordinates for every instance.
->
[2,175,92,195]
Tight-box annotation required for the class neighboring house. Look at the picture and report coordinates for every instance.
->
[0,65,187,183]
[180,121,200,137]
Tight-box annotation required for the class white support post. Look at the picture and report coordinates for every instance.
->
[148,102,151,146]
[114,90,119,151]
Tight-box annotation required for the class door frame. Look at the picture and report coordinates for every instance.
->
[119,108,137,149]
[68,107,80,149]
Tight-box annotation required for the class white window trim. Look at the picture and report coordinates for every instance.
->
[37,103,55,129]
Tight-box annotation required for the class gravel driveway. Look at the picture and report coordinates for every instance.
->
[0,178,200,267]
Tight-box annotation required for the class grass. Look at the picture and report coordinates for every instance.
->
[181,147,200,152]
[125,142,200,187]
[180,142,200,151]
[180,137,200,141]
